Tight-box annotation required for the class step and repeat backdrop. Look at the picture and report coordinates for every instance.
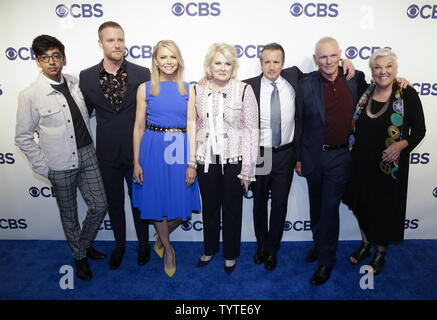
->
[0,0,435,242]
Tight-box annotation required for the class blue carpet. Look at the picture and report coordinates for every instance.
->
[0,240,436,300]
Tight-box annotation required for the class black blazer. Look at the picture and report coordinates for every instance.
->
[79,61,151,162]
[243,66,305,147]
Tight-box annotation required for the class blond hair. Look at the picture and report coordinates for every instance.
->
[98,21,124,39]
[203,43,239,79]
[150,40,187,96]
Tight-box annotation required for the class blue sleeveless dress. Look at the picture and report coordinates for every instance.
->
[132,81,201,221]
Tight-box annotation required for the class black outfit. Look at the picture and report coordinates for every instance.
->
[197,160,243,260]
[343,85,426,245]
[243,67,304,256]
[79,60,151,247]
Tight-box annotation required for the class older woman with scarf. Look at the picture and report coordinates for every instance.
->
[343,48,426,275]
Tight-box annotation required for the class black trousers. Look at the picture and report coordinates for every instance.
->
[252,145,296,255]
[306,148,351,268]
[99,156,149,247]
[197,161,243,260]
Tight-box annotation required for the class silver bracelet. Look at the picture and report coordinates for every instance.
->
[188,161,197,170]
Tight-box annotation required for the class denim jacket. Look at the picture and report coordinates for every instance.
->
[15,73,92,178]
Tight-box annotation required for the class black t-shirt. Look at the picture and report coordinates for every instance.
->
[51,80,93,149]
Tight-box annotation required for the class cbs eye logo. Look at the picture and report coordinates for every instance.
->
[171,2,220,16]
[234,45,264,59]
[55,4,69,17]
[29,186,56,198]
[181,221,192,231]
[5,47,17,60]
[55,3,103,18]
[406,4,437,19]
[181,220,204,231]
[433,187,437,198]
[5,47,35,61]
[345,46,391,60]
[289,2,339,17]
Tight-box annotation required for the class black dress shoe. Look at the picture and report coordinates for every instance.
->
[305,245,319,263]
[224,261,237,275]
[74,258,92,281]
[349,242,372,265]
[264,254,277,271]
[137,243,150,266]
[109,246,125,270]
[196,256,213,268]
[253,248,266,265]
[310,265,333,285]
[369,250,386,275]
[86,246,107,260]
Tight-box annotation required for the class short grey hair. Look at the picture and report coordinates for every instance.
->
[314,36,340,56]
[369,48,398,69]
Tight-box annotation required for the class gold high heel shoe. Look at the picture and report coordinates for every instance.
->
[154,233,164,259]
[164,246,176,278]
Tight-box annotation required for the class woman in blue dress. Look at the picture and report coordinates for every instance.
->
[132,40,200,277]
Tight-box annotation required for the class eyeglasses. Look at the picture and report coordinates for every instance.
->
[38,54,63,63]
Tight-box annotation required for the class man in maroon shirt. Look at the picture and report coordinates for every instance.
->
[296,37,367,285]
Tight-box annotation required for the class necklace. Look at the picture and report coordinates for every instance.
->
[365,95,389,119]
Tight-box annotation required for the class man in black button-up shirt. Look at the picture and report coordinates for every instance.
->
[80,21,151,270]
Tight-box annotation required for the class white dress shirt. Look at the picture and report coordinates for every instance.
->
[259,75,296,147]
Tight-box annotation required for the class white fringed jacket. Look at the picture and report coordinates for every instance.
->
[195,79,259,181]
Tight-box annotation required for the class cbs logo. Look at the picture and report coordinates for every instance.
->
[124,45,153,59]
[283,220,312,231]
[406,4,437,19]
[55,3,103,18]
[0,153,15,164]
[0,84,3,95]
[344,46,391,60]
[433,187,437,198]
[410,153,430,165]
[98,220,112,231]
[404,219,419,230]
[290,2,339,17]
[5,47,35,61]
[171,2,220,16]
[0,218,27,229]
[181,220,205,231]
[234,45,264,59]
[412,83,437,96]
[29,186,56,198]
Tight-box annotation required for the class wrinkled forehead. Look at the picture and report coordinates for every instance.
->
[315,40,340,56]
[373,55,396,65]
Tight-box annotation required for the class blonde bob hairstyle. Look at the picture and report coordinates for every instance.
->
[203,42,239,79]
[150,40,187,96]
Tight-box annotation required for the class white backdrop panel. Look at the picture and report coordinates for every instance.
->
[0,0,435,241]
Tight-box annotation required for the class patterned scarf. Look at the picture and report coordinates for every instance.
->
[348,82,404,179]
